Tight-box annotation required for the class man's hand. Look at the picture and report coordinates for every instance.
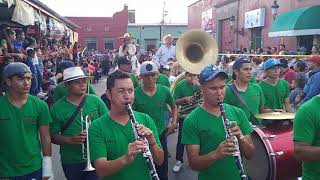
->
[136,124,155,144]
[67,132,86,144]
[184,96,194,104]
[125,140,146,163]
[228,121,244,141]
[215,139,238,159]
[166,123,177,136]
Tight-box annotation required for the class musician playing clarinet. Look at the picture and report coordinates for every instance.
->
[182,64,255,180]
[88,70,164,180]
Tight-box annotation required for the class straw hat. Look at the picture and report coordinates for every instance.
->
[120,32,134,39]
[162,34,173,43]
[61,67,92,83]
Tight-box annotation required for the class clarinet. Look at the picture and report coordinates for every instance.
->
[125,104,160,180]
[217,100,248,180]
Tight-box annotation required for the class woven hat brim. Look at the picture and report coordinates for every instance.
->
[60,75,92,84]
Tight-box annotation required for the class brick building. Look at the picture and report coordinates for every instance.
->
[66,5,129,51]
[188,0,320,53]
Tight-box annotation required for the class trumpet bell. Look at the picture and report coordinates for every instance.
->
[176,29,218,74]
[83,164,95,171]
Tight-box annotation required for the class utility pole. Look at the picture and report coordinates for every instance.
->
[160,1,167,46]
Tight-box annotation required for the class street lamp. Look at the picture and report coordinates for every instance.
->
[229,15,244,36]
[160,1,167,44]
[271,0,279,20]
[229,15,235,28]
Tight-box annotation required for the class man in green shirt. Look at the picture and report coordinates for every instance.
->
[182,64,255,180]
[89,70,164,180]
[117,56,140,88]
[152,60,170,87]
[172,71,201,172]
[258,59,292,112]
[133,61,178,180]
[53,61,97,102]
[100,56,139,109]
[53,82,96,102]
[224,58,269,124]
[293,95,320,180]
[50,66,108,180]
[0,63,52,179]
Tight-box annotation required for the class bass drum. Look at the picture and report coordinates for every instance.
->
[245,123,302,180]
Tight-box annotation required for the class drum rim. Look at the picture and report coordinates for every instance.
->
[253,127,277,180]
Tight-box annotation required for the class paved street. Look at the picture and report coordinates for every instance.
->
[51,77,197,180]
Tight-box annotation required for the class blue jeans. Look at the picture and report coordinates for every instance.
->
[62,162,99,180]
[163,111,170,128]
[155,132,168,180]
[1,168,42,180]
[175,118,185,162]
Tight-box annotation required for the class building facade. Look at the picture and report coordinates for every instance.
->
[128,24,188,51]
[188,0,320,53]
[66,5,128,51]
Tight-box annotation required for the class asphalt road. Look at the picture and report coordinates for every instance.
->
[51,78,197,180]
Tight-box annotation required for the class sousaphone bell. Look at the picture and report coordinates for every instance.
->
[171,30,218,117]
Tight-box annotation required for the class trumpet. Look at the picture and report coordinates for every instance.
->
[80,109,95,171]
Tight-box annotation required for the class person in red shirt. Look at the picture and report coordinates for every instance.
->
[280,58,296,88]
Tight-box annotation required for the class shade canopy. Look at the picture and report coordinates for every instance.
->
[268,5,320,37]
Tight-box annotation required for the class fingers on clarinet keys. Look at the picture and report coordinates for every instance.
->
[126,140,147,163]
[217,139,238,159]
[227,121,242,137]
[137,124,153,139]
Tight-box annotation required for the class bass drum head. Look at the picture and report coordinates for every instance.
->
[244,129,271,180]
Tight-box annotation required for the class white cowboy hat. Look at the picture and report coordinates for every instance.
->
[61,66,92,83]
[162,34,173,43]
[120,32,134,39]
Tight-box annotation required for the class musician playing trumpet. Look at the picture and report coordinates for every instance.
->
[50,67,108,180]
[172,71,201,173]
[182,65,255,180]
[88,70,164,180]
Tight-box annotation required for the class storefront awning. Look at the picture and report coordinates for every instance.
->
[268,5,320,37]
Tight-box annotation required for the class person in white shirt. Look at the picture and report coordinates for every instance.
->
[118,33,140,75]
[155,34,176,66]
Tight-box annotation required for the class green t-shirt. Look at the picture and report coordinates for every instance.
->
[50,94,108,164]
[0,39,7,47]
[173,79,200,99]
[0,95,52,177]
[182,104,253,180]
[156,73,170,87]
[133,85,175,135]
[226,75,257,84]
[258,79,290,110]
[293,96,320,180]
[53,83,97,102]
[224,83,265,124]
[89,111,161,180]
[130,73,140,88]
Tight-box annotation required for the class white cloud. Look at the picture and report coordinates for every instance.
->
[39,0,195,23]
